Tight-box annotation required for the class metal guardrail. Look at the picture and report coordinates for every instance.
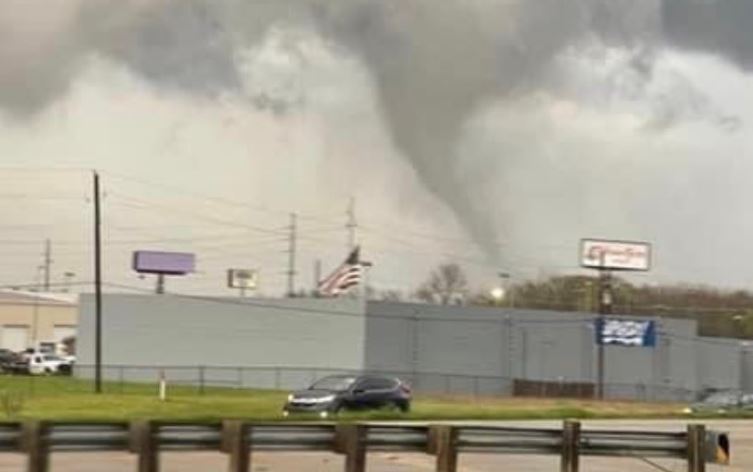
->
[2,420,728,472]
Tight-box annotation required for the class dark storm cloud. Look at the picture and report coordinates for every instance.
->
[663,0,753,70]
[0,0,750,259]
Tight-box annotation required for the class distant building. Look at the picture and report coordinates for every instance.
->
[0,291,77,352]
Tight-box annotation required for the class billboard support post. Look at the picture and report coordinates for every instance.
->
[581,238,650,401]
[132,251,196,295]
[227,269,258,297]
[156,274,165,295]
[596,265,613,400]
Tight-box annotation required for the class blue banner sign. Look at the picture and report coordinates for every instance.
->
[596,318,656,347]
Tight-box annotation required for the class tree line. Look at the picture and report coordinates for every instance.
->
[371,263,753,340]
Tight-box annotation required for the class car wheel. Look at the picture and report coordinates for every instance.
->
[396,401,410,413]
[383,401,408,414]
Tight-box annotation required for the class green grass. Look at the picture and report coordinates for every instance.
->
[0,375,728,422]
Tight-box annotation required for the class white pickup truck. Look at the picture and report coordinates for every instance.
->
[26,353,73,375]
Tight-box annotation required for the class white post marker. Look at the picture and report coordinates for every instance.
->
[159,370,167,402]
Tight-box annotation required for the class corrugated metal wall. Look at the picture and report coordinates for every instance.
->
[78,294,367,388]
[364,302,735,400]
[76,295,748,399]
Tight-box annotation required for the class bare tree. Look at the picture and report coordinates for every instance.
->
[380,289,404,302]
[416,263,468,305]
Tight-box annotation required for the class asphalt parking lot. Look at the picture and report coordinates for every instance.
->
[0,419,747,471]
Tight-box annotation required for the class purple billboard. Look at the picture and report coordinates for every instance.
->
[132,251,196,275]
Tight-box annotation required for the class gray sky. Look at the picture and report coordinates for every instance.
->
[1,0,752,295]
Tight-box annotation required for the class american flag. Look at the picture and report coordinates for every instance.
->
[317,247,364,297]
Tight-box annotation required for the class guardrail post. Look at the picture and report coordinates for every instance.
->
[130,421,159,472]
[23,421,49,472]
[687,424,706,472]
[430,425,458,472]
[335,424,366,472]
[561,421,580,472]
[223,420,250,472]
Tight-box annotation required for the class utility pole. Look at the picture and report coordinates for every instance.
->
[346,197,357,251]
[286,213,297,297]
[32,265,43,347]
[596,251,613,400]
[42,239,52,292]
[314,259,322,295]
[93,171,103,394]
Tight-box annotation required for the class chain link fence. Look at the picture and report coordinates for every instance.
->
[0,365,697,401]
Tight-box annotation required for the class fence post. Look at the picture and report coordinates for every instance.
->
[561,421,580,472]
[687,424,706,472]
[335,424,366,472]
[430,425,458,472]
[223,420,250,472]
[130,421,159,472]
[23,421,49,472]
[199,366,205,395]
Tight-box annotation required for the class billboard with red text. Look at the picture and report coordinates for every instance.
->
[580,239,651,271]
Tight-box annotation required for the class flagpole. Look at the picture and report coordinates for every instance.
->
[361,260,373,301]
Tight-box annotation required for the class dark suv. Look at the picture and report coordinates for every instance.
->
[283,374,412,418]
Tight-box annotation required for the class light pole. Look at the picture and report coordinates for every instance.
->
[490,287,505,306]
[499,272,512,307]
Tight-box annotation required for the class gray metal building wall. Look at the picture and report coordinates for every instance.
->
[695,337,742,391]
[364,302,713,400]
[75,295,747,399]
[742,344,753,392]
[77,294,367,389]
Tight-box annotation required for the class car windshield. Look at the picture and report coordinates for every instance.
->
[42,355,61,362]
[701,392,739,406]
[309,376,356,392]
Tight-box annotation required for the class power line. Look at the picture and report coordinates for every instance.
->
[102,170,575,257]
[0,167,89,174]
[105,194,286,236]
[103,171,344,225]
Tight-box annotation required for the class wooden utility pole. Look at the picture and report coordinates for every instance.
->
[93,171,103,394]
[42,239,52,292]
[286,213,297,297]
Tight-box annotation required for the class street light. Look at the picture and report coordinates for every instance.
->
[490,287,505,304]
[498,272,513,308]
